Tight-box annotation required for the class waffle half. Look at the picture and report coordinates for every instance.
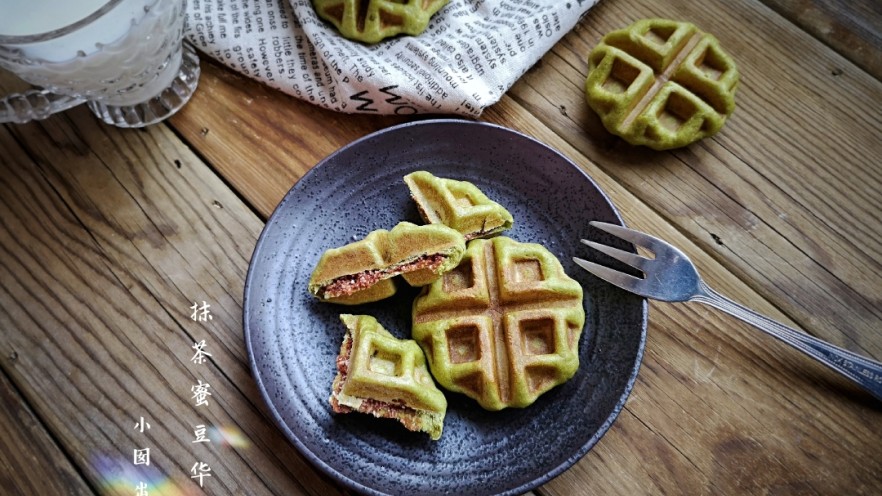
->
[312,0,449,44]
[309,221,466,305]
[585,18,739,150]
[330,314,447,440]
[412,237,585,410]
[404,171,514,241]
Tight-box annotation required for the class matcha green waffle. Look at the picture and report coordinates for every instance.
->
[330,314,447,440]
[585,18,740,150]
[412,237,585,410]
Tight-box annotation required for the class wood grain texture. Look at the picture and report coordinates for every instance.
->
[1,0,881,494]
[160,2,880,494]
[169,64,406,218]
[510,0,882,359]
[0,111,346,495]
[761,0,882,80]
[162,33,882,496]
[481,96,882,495]
[0,370,94,495]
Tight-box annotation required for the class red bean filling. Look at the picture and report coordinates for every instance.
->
[321,253,447,298]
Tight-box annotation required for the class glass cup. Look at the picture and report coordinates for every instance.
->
[0,0,199,128]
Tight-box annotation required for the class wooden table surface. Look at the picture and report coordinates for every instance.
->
[2,0,881,494]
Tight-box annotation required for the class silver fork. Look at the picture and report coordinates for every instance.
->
[574,221,882,401]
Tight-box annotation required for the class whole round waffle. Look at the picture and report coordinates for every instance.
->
[412,236,585,411]
[585,18,740,150]
[312,0,450,44]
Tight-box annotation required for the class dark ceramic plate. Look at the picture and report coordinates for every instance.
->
[244,119,647,496]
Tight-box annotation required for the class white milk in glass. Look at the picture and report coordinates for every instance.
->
[0,0,149,61]
[0,0,108,36]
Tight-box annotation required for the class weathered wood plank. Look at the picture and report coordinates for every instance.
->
[1,0,879,494]
[169,64,406,217]
[164,43,882,496]
[759,0,882,80]
[171,3,882,365]
[509,0,882,359]
[0,111,345,495]
[0,369,94,495]
[482,96,882,495]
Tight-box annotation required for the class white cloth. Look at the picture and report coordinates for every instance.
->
[184,0,599,116]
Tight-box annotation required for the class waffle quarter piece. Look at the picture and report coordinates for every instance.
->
[585,18,739,150]
[404,171,514,241]
[308,222,466,305]
[312,0,449,44]
[412,237,585,410]
[330,314,447,440]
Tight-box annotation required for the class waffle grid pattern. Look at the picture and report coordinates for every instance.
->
[413,237,585,410]
[585,18,739,150]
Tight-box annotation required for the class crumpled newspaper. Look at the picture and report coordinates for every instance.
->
[184,0,598,116]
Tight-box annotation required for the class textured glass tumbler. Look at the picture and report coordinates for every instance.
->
[0,0,199,128]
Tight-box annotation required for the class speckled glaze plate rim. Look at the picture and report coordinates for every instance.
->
[243,119,647,496]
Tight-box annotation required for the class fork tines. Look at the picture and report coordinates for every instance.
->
[571,255,645,292]
[572,221,654,292]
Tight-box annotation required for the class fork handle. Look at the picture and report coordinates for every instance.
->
[692,281,882,402]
